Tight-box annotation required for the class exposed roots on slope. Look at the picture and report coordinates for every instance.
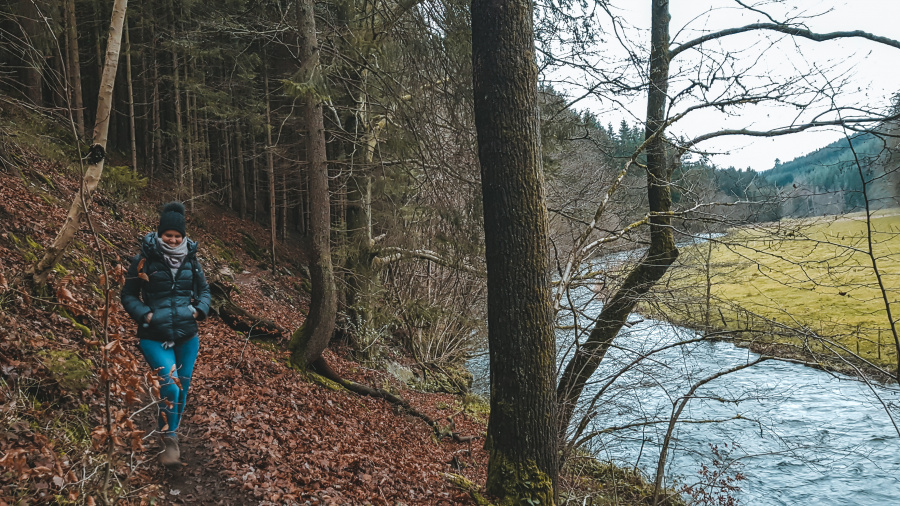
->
[211,280,479,444]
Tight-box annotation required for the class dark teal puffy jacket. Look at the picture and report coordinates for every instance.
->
[121,233,212,342]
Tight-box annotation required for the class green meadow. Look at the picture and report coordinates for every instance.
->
[663,210,900,369]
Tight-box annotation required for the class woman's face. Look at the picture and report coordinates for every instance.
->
[160,230,184,247]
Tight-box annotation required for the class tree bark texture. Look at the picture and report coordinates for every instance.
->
[263,63,277,272]
[344,170,374,330]
[344,105,379,331]
[556,0,679,439]
[151,33,161,179]
[19,0,43,106]
[471,0,558,501]
[235,121,247,219]
[125,22,138,171]
[65,0,86,138]
[30,0,129,286]
[289,0,337,368]
[172,50,185,198]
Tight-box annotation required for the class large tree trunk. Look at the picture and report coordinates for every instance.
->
[471,0,558,501]
[65,0,86,138]
[289,0,337,369]
[30,0,129,286]
[556,0,679,439]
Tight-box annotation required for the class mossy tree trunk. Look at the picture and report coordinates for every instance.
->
[288,0,337,370]
[344,169,373,331]
[556,0,679,438]
[471,0,558,501]
[344,101,384,337]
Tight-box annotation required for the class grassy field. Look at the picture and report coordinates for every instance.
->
[662,210,900,370]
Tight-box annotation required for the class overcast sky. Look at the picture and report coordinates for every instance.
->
[544,0,900,171]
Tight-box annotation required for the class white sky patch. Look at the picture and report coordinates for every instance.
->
[540,0,900,171]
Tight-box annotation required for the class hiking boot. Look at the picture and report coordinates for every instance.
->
[159,434,181,470]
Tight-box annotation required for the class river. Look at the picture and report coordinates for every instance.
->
[468,289,900,504]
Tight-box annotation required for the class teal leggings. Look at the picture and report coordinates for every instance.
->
[138,336,199,434]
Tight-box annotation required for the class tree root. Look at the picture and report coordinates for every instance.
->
[308,357,479,444]
[209,280,480,443]
[209,281,286,342]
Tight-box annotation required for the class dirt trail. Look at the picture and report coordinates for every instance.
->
[144,429,256,505]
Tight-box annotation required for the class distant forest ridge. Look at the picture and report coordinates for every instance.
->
[755,127,900,215]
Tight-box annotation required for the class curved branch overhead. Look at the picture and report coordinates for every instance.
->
[670,24,900,60]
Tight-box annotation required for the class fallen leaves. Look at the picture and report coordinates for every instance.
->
[0,145,488,505]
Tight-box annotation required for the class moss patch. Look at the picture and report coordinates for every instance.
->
[561,454,686,505]
[37,349,93,392]
[485,451,554,505]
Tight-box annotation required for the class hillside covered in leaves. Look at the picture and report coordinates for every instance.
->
[0,119,492,504]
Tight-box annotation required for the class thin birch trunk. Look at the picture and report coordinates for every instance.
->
[31,0,129,286]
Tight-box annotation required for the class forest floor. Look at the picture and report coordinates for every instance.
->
[0,133,489,504]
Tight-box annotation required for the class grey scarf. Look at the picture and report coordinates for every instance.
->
[157,236,189,276]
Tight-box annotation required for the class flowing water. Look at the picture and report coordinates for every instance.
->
[467,287,900,505]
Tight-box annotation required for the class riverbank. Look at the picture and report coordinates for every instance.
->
[732,335,896,383]
[644,311,897,383]
[656,215,900,379]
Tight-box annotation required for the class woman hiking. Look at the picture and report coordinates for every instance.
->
[121,201,211,471]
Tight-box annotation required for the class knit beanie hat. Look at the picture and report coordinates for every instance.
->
[157,201,186,236]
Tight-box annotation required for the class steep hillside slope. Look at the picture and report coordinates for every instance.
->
[0,125,487,504]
